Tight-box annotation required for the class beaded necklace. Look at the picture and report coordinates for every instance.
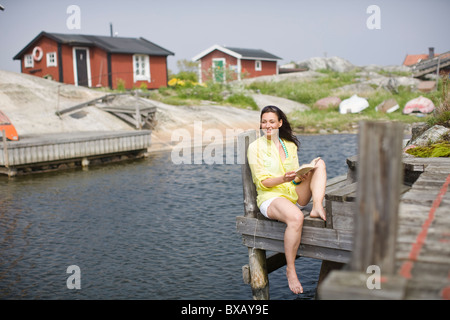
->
[278,137,288,158]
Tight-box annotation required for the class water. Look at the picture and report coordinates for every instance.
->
[0,134,357,300]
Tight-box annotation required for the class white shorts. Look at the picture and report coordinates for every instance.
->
[259,197,279,219]
[259,197,306,219]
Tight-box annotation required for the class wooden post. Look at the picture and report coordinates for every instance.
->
[238,130,270,300]
[238,130,259,218]
[318,121,408,299]
[2,129,9,168]
[135,105,142,130]
[351,121,404,274]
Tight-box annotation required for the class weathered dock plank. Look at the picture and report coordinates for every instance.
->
[0,130,152,176]
[237,217,353,251]
[320,149,450,300]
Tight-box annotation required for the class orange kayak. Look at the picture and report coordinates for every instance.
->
[0,110,19,141]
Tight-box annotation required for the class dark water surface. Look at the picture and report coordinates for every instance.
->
[0,134,357,300]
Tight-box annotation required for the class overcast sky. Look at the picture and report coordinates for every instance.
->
[0,0,449,74]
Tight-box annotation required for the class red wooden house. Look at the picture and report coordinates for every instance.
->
[13,31,174,90]
[192,44,281,83]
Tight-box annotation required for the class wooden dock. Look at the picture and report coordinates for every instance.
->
[236,121,450,300]
[0,130,151,176]
[100,104,156,130]
[411,51,450,78]
[236,129,356,299]
[56,93,157,130]
[319,156,450,299]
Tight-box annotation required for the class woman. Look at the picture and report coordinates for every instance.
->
[247,105,327,295]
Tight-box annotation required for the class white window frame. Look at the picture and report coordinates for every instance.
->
[46,52,57,67]
[24,54,34,68]
[255,60,262,71]
[133,54,150,82]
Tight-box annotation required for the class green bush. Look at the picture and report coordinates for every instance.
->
[116,78,126,92]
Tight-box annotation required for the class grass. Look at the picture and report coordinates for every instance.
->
[142,68,449,135]
[247,69,447,133]
[247,69,357,107]
[288,107,425,133]
[149,81,259,110]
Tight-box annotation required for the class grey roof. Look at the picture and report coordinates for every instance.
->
[14,31,174,59]
[224,46,281,60]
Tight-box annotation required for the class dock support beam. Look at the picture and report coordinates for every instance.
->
[239,130,270,300]
[248,247,269,300]
[319,121,407,299]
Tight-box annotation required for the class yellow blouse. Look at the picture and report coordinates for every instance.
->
[247,135,300,208]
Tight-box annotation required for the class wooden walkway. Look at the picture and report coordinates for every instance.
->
[56,93,157,130]
[396,157,450,299]
[319,155,450,300]
[411,51,450,78]
[0,130,151,176]
[319,121,450,300]
[100,105,156,130]
[237,122,450,300]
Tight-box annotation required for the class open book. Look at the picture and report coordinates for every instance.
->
[296,157,321,176]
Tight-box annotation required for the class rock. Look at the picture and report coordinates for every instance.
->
[408,125,450,147]
[362,75,419,88]
[417,81,437,92]
[332,83,375,96]
[375,98,399,113]
[410,122,430,141]
[238,70,326,85]
[0,69,261,151]
[394,76,421,88]
[314,96,341,110]
[251,93,310,113]
[0,69,131,135]
[296,56,355,73]
[360,64,412,74]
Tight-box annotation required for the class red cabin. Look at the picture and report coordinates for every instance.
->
[13,31,174,90]
[192,44,281,83]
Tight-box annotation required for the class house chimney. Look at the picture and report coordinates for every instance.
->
[428,47,434,59]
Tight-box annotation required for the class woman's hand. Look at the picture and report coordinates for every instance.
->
[283,171,297,183]
[261,171,297,188]
[297,173,309,181]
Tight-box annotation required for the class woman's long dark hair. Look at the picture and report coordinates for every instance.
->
[260,105,300,148]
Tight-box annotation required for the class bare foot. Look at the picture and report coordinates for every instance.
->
[286,267,303,294]
[310,205,326,221]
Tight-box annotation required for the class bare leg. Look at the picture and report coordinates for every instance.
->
[267,198,304,294]
[296,159,327,220]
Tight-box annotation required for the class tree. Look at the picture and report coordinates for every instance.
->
[173,59,199,82]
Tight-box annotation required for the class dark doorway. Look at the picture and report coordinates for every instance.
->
[75,49,88,86]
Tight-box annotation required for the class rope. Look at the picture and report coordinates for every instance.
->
[249,218,259,257]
